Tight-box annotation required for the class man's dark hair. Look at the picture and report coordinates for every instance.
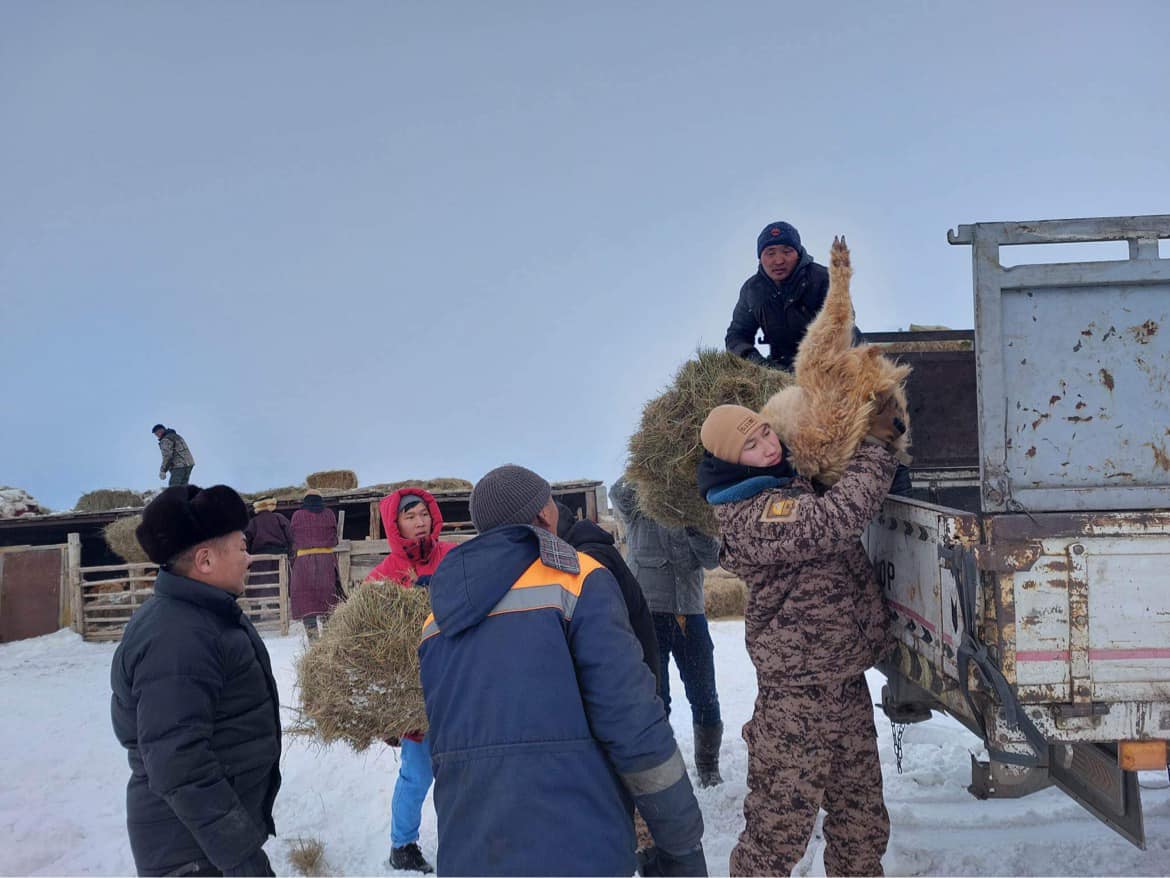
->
[151,423,166,433]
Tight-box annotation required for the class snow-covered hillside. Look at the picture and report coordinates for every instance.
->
[1,622,1167,876]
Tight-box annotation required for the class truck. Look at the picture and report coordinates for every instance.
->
[865,215,1170,848]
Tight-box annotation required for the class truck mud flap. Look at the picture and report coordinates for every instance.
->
[1049,742,1145,849]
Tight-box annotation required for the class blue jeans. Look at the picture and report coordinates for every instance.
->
[390,737,433,847]
[653,613,721,727]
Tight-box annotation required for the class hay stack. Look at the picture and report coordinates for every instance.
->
[626,349,794,534]
[104,514,149,563]
[367,478,473,495]
[305,470,358,491]
[77,489,144,512]
[704,569,747,619]
[295,581,431,750]
[240,485,306,503]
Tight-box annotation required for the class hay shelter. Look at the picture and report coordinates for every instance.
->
[295,580,431,751]
[625,349,794,535]
[103,514,149,564]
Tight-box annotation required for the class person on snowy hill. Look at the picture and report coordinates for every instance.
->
[152,423,196,486]
[362,487,457,874]
[111,484,280,877]
[697,404,899,877]
[725,221,863,372]
[419,465,707,877]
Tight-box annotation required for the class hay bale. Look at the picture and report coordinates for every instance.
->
[104,514,149,563]
[77,489,144,513]
[295,581,431,750]
[704,570,747,619]
[305,470,358,491]
[626,349,794,535]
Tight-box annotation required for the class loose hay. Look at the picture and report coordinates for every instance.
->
[241,485,306,503]
[77,489,144,512]
[103,514,149,563]
[626,349,794,534]
[367,478,473,494]
[305,470,358,491]
[295,581,431,750]
[704,570,747,619]
[287,837,326,877]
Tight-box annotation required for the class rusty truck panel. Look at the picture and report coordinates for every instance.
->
[949,215,1170,513]
[871,215,1170,848]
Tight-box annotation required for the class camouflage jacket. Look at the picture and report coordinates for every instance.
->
[711,442,897,687]
[158,429,195,475]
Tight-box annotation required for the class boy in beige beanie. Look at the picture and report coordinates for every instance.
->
[697,402,902,877]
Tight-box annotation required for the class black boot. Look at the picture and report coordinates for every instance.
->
[389,842,434,874]
[694,722,723,788]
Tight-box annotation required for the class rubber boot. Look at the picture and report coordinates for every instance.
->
[694,722,723,788]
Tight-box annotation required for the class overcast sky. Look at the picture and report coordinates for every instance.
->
[3,1,1168,512]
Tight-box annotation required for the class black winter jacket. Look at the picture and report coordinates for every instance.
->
[725,252,860,370]
[111,570,282,877]
[557,515,663,693]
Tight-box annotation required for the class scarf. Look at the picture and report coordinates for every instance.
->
[696,450,794,505]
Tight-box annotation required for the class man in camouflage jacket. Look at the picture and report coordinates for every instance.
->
[696,403,902,877]
[153,424,196,486]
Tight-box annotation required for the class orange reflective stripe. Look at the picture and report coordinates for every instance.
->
[510,554,604,597]
[419,552,608,640]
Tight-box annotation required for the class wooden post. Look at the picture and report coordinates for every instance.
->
[336,509,346,543]
[67,533,82,636]
[336,541,352,597]
[368,500,381,540]
[278,555,289,636]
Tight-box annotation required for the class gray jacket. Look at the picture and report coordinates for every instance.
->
[609,477,720,615]
[158,429,195,477]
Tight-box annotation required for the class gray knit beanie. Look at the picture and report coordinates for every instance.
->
[469,464,552,533]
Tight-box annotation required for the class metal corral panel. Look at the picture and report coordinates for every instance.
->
[950,216,1170,512]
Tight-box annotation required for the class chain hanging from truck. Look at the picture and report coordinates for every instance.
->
[890,721,907,774]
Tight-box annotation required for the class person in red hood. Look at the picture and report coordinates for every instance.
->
[363,487,456,874]
[365,487,456,588]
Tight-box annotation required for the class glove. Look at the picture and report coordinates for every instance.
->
[637,845,708,877]
[223,847,273,877]
[742,348,767,366]
[868,394,907,447]
[383,735,401,747]
[159,471,167,480]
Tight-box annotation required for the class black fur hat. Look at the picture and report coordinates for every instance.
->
[136,484,250,565]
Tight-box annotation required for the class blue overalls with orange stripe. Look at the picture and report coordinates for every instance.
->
[418,524,704,877]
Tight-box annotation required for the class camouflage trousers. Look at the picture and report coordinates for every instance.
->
[730,674,888,877]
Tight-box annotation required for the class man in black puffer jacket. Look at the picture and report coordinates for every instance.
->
[556,501,661,693]
[725,221,862,371]
[111,484,281,877]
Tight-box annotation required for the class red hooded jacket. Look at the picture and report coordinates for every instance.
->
[364,487,457,587]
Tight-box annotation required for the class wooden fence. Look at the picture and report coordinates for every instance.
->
[71,553,290,642]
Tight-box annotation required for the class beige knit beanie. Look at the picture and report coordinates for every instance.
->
[700,404,765,463]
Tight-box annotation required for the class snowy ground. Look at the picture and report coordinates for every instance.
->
[2,621,1168,876]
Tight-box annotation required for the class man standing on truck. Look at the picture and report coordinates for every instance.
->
[152,423,196,486]
[697,403,901,876]
[725,221,862,371]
